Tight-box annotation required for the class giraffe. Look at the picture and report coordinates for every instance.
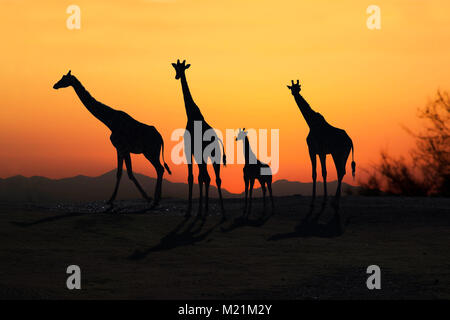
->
[53,70,171,206]
[287,80,355,207]
[235,128,274,217]
[172,60,226,219]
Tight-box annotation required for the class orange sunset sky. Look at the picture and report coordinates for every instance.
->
[1,0,449,193]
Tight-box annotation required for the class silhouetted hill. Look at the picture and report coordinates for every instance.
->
[0,171,360,203]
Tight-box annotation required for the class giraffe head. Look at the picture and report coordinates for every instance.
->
[53,70,74,89]
[235,128,248,142]
[171,59,191,80]
[287,79,301,96]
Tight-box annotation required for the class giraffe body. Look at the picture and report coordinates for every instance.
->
[307,116,352,157]
[109,112,162,154]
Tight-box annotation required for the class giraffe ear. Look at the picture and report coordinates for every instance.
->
[185,64,191,69]
[172,63,177,68]
[287,85,292,89]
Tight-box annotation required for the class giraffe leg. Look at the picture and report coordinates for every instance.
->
[185,162,193,217]
[334,172,344,210]
[185,137,194,217]
[198,181,203,217]
[335,160,345,199]
[197,163,209,218]
[332,153,346,209]
[260,180,267,211]
[197,174,203,218]
[319,153,327,205]
[267,179,274,212]
[213,162,226,219]
[107,151,124,205]
[124,153,151,202]
[144,151,164,207]
[248,178,255,218]
[204,166,211,217]
[309,151,317,206]
[243,177,249,216]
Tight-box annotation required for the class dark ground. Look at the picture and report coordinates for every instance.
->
[0,195,449,299]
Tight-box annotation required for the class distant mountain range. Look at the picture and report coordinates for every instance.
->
[0,170,360,203]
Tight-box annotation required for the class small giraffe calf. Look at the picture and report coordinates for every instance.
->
[236,128,274,217]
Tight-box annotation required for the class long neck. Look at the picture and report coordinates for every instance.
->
[293,92,316,128]
[179,73,204,120]
[243,136,257,165]
[71,77,115,128]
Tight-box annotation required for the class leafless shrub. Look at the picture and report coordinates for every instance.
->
[360,90,449,196]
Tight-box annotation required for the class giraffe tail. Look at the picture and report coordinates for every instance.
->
[218,137,227,167]
[350,139,356,180]
[161,139,172,175]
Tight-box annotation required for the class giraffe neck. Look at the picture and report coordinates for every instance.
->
[179,73,204,121]
[244,136,257,165]
[293,93,316,128]
[71,76,115,129]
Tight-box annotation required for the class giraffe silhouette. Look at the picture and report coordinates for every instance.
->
[287,80,355,208]
[235,128,274,217]
[53,70,171,207]
[172,60,226,219]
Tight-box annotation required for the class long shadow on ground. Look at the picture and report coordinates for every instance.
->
[220,211,273,233]
[268,205,348,240]
[8,202,162,227]
[128,215,225,260]
[10,212,89,227]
